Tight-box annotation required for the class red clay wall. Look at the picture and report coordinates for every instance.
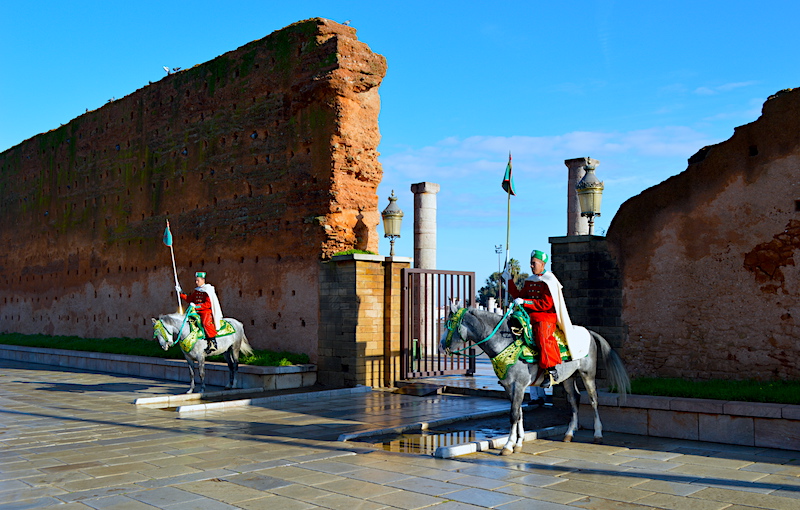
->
[606,88,800,380]
[0,18,387,360]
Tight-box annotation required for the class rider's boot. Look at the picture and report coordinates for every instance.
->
[205,337,217,354]
[540,366,559,388]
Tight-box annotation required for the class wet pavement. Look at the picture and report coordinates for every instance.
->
[2,359,800,509]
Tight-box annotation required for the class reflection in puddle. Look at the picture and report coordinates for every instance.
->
[356,427,505,455]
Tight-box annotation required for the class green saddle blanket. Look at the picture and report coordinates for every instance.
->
[179,310,236,352]
[491,308,573,380]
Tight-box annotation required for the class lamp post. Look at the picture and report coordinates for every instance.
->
[381,190,404,256]
[576,163,604,235]
[495,244,503,306]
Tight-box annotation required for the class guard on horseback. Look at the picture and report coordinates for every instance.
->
[176,271,223,354]
[503,250,575,387]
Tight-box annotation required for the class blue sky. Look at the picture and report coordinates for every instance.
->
[2,1,798,288]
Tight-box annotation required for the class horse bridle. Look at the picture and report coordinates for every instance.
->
[444,306,516,354]
[153,313,189,349]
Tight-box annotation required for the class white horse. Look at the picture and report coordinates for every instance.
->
[152,312,253,393]
[441,304,630,455]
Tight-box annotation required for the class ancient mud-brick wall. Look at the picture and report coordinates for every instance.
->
[606,88,800,380]
[0,18,387,360]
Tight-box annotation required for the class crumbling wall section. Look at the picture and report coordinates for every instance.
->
[606,88,800,380]
[0,18,387,360]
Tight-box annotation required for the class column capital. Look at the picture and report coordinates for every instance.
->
[564,157,600,169]
[410,182,440,194]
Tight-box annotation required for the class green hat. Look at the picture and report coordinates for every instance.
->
[530,250,548,264]
[195,272,207,278]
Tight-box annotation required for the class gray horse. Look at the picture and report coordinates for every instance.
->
[152,312,253,393]
[440,304,629,455]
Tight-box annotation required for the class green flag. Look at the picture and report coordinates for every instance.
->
[163,220,173,247]
[501,153,516,196]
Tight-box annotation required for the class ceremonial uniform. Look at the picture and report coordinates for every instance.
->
[507,277,562,369]
[178,271,223,353]
[180,288,217,339]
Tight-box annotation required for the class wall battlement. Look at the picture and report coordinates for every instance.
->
[0,18,387,359]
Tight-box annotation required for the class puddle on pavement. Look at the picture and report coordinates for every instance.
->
[354,426,507,455]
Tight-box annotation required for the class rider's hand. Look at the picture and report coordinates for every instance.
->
[501,269,512,281]
[175,285,182,293]
[513,297,525,306]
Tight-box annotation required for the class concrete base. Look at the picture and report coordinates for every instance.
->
[578,391,800,451]
[0,344,317,390]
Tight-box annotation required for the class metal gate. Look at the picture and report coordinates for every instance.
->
[400,269,476,379]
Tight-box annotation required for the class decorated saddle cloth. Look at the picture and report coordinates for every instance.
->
[491,308,574,380]
[180,310,236,352]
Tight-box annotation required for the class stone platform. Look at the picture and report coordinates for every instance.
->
[0,344,316,391]
[414,359,800,452]
[3,359,800,509]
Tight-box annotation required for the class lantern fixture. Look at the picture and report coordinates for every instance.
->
[381,190,404,256]
[576,164,604,235]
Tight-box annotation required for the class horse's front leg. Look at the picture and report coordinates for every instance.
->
[514,415,525,452]
[197,357,206,394]
[500,381,525,456]
[562,377,581,442]
[184,355,196,394]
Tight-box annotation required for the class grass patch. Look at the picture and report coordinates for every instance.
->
[0,333,309,367]
[630,377,800,405]
[331,249,377,257]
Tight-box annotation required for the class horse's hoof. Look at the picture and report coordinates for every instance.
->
[500,448,514,456]
[563,435,573,442]
[593,437,603,444]
[513,445,523,453]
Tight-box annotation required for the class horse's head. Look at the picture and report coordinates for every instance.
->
[440,302,472,355]
[152,316,175,351]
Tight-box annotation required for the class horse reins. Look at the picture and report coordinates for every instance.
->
[445,305,515,355]
[154,310,191,349]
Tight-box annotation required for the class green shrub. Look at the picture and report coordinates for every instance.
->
[630,377,800,405]
[0,333,309,367]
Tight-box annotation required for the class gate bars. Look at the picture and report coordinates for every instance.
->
[400,268,476,379]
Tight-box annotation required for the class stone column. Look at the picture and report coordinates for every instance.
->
[565,157,599,236]
[410,182,440,269]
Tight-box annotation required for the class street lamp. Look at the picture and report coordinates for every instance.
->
[494,244,503,306]
[381,190,404,256]
[576,163,604,235]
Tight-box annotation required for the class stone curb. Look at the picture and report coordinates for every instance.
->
[175,385,373,414]
[0,344,317,390]
[337,407,511,442]
[433,425,570,458]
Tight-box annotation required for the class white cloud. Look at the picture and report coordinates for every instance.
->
[380,126,714,183]
[693,81,758,96]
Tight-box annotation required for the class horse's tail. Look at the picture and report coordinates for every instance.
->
[590,330,631,403]
[239,331,254,357]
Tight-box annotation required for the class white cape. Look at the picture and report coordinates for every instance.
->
[197,283,223,331]
[525,272,590,359]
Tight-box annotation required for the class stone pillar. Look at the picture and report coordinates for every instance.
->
[549,235,623,389]
[565,157,600,236]
[410,182,440,269]
[318,253,412,388]
[549,235,623,345]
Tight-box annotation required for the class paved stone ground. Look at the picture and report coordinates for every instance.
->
[1,360,799,509]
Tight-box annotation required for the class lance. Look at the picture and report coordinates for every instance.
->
[500,152,516,311]
[162,219,183,314]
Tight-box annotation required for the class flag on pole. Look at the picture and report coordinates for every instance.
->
[163,220,173,247]
[501,153,516,196]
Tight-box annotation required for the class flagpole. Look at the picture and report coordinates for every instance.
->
[504,182,511,311]
[503,151,513,311]
[166,220,183,314]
